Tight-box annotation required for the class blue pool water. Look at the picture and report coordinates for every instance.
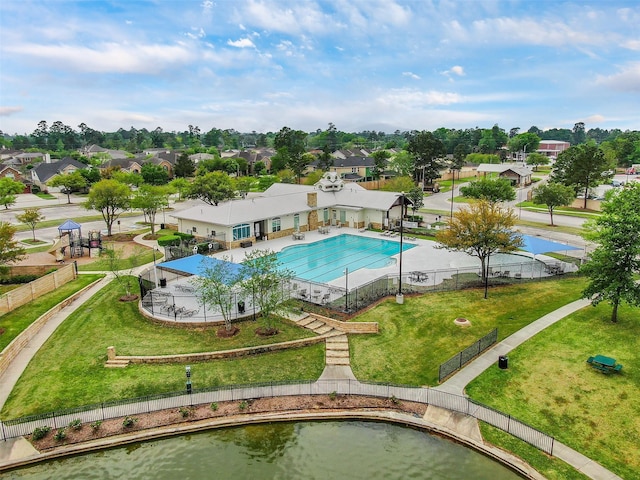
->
[276,234,415,283]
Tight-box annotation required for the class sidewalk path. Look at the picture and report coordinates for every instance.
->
[436,298,592,396]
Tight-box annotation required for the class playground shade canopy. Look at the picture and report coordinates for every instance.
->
[519,234,581,255]
[58,219,82,232]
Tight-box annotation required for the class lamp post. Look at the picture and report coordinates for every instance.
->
[344,267,349,313]
[152,247,159,288]
[450,168,455,220]
[396,192,405,304]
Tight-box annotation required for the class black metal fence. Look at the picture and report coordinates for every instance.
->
[439,329,499,382]
[0,379,555,456]
[139,254,568,321]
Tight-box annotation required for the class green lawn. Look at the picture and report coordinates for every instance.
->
[349,277,588,386]
[0,279,324,418]
[77,246,159,271]
[467,303,640,480]
[0,274,104,351]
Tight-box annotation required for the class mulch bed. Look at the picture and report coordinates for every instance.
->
[29,395,427,451]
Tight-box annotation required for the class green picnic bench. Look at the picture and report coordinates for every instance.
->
[586,355,623,374]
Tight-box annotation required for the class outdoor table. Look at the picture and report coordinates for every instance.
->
[593,355,616,367]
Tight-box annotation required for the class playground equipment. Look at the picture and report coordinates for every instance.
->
[48,220,102,262]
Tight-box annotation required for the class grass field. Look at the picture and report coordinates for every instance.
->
[349,277,588,386]
[0,279,324,418]
[0,274,104,351]
[467,303,640,480]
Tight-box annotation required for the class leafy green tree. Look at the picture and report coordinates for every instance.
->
[239,249,294,333]
[406,187,424,216]
[532,182,575,226]
[406,131,446,186]
[235,176,256,199]
[581,183,640,323]
[16,208,45,241]
[303,170,323,186]
[460,177,515,203]
[80,167,101,185]
[508,133,541,158]
[316,145,334,171]
[48,171,88,204]
[130,185,169,234]
[190,255,240,333]
[100,243,143,299]
[552,143,612,209]
[436,200,522,298]
[0,221,26,268]
[381,176,415,193]
[274,127,307,183]
[371,150,390,186]
[186,171,235,206]
[169,177,190,201]
[526,152,550,171]
[0,177,24,209]
[572,122,586,145]
[141,163,169,185]
[174,153,196,177]
[388,151,415,177]
[84,179,131,236]
[257,175,278,191]
[111,170,144,188]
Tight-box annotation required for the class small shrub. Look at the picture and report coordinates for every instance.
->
[69,419,82,430]
[210,402,218,411]
[122,416,138,428]
[91,420,102,431]
[54,429,67,441]
[32,426,51,441]
[329,391,337,401]
[157,235,181,247]
[390,395,400,405]
[239,401,248,411]
[179,407,191,418]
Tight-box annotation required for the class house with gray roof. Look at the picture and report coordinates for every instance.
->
[170,172,407,249]
[30,158,87,190]
[476,163,533,186]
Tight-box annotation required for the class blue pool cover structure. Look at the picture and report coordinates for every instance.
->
[275,234,415,283]
[158,254,243,279]
[519,235,581,256]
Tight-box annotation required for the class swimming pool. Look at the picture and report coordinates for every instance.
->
[276,234,416,283]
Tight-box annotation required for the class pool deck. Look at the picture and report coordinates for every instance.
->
[209,226,563,290]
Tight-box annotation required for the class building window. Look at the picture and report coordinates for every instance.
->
[272,217,281,233]
[192,226,197,233]
[233,223,250,241]
[294,214,300,231]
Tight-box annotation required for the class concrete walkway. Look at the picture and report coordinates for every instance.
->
[0,244,622,479]
[437,297,593,395]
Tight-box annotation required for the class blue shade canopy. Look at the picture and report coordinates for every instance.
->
[58,219,81,231]
[519,235,581,255]
[158,254,243,279]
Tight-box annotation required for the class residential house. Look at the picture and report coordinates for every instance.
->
[30,158,87,191]
[537,140,570,159]
[0,165,32,192]
[99,158,143,175]
[170,172,407,249]
[476,163,533,187]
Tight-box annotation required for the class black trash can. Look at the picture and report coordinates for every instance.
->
[160,223,165,230]
[159,278,167,288]
[498,355,508,369]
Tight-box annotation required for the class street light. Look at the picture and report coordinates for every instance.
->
[450,167,456,220]
[344,267,349,313]
[396,192,405,304]
[152,247,159,288]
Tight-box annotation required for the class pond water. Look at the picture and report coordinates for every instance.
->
[7,421,522,479]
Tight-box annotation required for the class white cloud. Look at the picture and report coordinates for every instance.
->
[6,42,197,74]
[622,39,640,51]
[583,114,606,124]
[596,62,640,92]
[450,65,465,76]
[239,0,329,35]
[227,38,256,48]
[377,88,462,107]
[402,71,420,80]
[201,0,214,10]
[0,106,23,116]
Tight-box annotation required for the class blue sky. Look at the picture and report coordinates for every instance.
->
[0,0,638,136]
